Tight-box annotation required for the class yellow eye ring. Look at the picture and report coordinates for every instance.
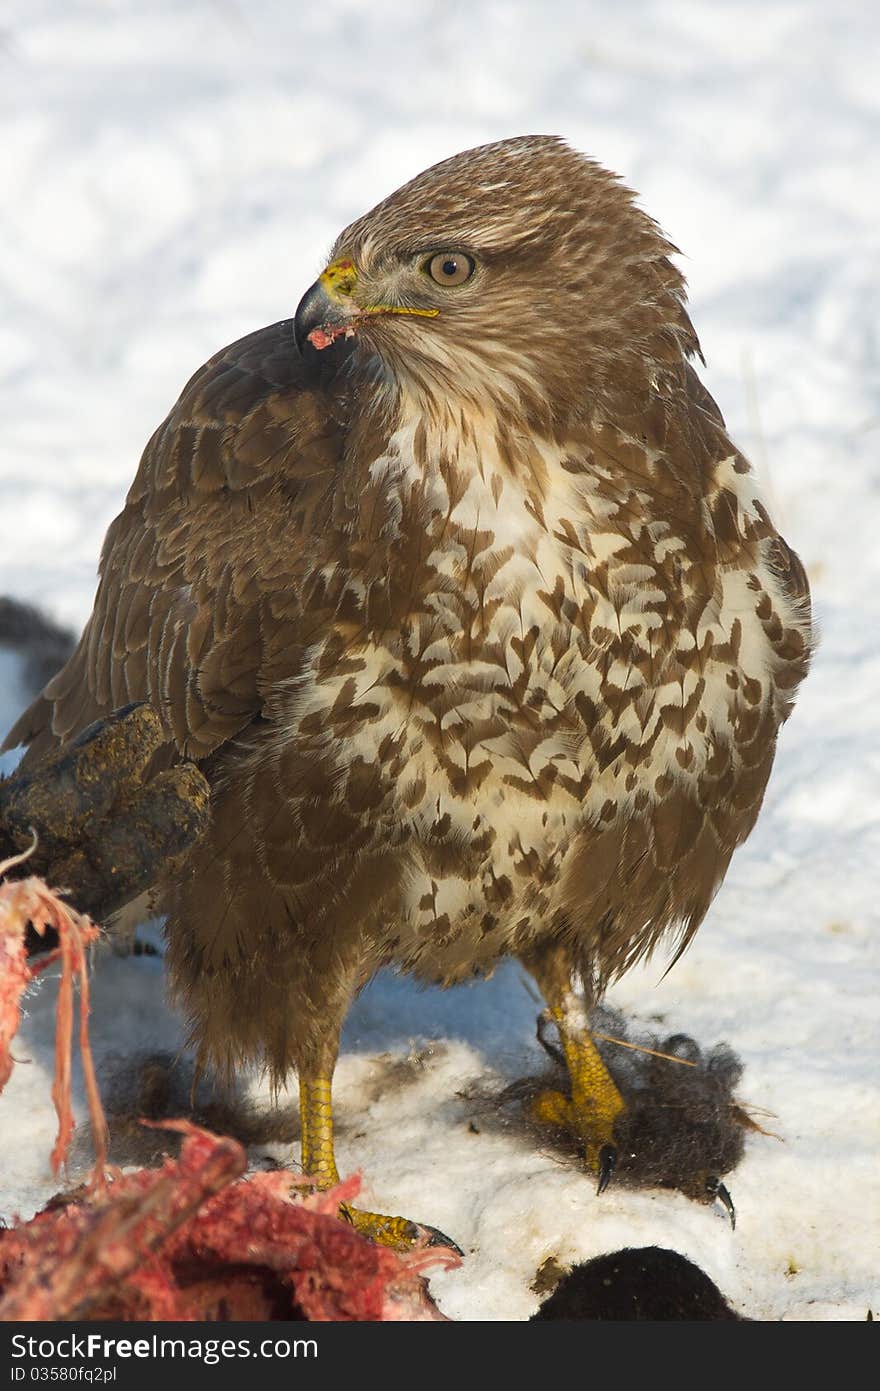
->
[424,251,476,287]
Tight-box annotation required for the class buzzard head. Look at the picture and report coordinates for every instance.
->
[293,135,701,431]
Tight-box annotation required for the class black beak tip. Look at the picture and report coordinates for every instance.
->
[293,280,326,355]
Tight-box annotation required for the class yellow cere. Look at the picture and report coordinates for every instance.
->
[319,258,359,300]
[319,258,439,319]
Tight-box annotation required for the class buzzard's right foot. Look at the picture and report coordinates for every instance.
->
[339,1203,462,1254]
[298,1073,461,1253]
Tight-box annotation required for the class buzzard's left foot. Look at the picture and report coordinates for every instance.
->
[523,958,626,1192]
[530,1023,742,1216]
[531,1083,624,1191]
[597,1143,617,1194]
[705,1175,736,1228]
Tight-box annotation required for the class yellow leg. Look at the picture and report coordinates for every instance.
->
[522,945,625,1189]
[299,1077,339,1185]
[298,1072,459,1252]
[532,1005,625,1174]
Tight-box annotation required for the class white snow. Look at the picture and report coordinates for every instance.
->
[0,0,877,1322]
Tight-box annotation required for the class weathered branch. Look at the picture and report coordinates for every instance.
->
[0,704,209,923]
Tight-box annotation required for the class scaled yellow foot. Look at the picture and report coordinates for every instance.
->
[530,1003,625,1187]
[299,1074,460,1253]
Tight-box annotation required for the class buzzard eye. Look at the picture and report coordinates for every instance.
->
[424,251,475,286]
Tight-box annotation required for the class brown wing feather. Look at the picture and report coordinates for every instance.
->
[3,321,346,768]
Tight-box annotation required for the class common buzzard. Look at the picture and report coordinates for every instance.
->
[5,136,811,1246]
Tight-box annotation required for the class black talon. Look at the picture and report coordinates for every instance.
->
[596,1144,617,1194]
[706,1175,736,1229]
[419,1223,465,1256]
[536,1010,565,1067]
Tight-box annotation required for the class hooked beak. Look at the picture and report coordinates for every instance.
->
[293,274,356,355]
[294,256,440,355]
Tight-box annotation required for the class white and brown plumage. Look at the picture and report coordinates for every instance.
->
[5,137,811,1243]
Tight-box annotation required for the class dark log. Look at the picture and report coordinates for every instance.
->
[0,703,209,925]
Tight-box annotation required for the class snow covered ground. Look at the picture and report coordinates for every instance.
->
[1,0,877,1321]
